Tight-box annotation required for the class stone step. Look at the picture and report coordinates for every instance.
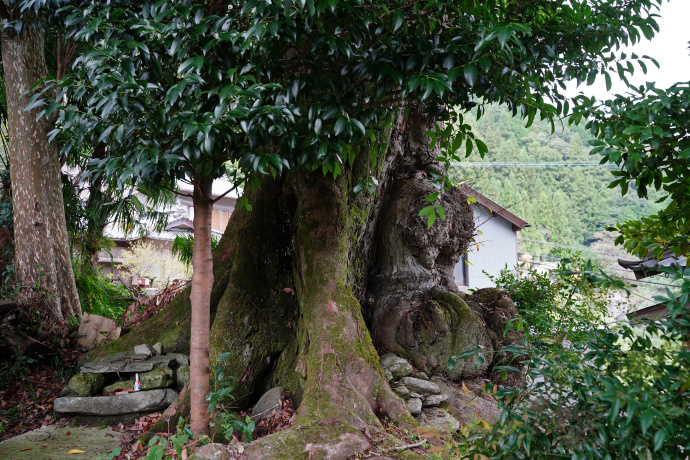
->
[54,388,177,415]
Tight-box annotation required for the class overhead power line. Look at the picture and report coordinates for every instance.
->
[518,238,622,257]
[452,161,617,168]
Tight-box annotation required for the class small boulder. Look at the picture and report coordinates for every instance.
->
[380,354,413,380]
[419,408,460,431]
[406,397,422,416]
[166,352,190,367]
[152,342,164,355]
[68,372,105,397]
[103,380,134,393]
[399,377,441,395]
[175,366,190,389]
[250,387,283,421]
[140,367,174,390]
[187,443,233,460]
[134,344,156,357]
[384,370,394,382]
[391,384,410,399]
[423,394,448,407]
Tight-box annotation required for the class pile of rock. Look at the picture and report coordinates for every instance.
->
[54,343,189,416]
[380,354,460,431]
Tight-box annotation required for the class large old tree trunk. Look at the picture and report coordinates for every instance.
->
[89,106,519,457]
[1,23,81,321]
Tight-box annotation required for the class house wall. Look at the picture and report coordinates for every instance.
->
[455,204,519,290]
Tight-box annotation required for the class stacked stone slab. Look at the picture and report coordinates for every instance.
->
[380,354,459,431]
[54,343,189,416]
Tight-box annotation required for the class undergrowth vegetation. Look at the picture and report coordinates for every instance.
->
[73,263,132,322]
[449,259,689,459]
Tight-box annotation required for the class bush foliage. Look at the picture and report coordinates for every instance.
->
[451,260,689,459]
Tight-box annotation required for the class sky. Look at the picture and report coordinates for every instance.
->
[566,0,690,100]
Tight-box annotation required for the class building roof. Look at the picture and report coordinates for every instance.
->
[618,250,687,280]
[632,299,689,319]
[458,184,530,231]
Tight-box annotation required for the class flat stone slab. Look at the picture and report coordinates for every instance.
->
[0,425,121,459]
[81,352,176,373]
[399,377,441,395]
[54,389,177,415]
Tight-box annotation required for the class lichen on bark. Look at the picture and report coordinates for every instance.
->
[2,21,81,322]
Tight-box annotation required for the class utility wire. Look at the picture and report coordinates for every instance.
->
[452,161,617,168]
[518,238,622,257]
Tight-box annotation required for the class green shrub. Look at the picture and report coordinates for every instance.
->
[451,264,690,459]
[489,250,613,343]
[73,263,131,321]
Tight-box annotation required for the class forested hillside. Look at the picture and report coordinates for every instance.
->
[453,104,663,261]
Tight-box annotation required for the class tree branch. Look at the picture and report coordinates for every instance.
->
[211,184,239,204]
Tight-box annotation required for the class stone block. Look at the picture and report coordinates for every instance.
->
[166,353,190,367]
[68,372,105,397]
[140,367,174,390]
[103,380,134,393]
[423,394,448,407]
[188,443,233,460]
[152,342,164,355]
[81,353,175,373]
[406,397,422,416]
[391,384,410,399]
[380,354,413,380]
[54,389,177,415]
[399,377,441,395]
[175,366,190,389]
[134,344,156,357]
[419,408,460,431]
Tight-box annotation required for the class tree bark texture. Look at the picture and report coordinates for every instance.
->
[88,105,521,457]
[1,25,81,321]
[189,177,214,437]
[362,105,516,379]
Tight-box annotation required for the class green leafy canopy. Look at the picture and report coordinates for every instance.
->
[16,0,664,204]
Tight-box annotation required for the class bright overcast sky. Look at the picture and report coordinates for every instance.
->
[567,0,690,100]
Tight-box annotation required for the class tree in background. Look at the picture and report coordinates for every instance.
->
[0,4,80,322]
[586,81,690,259]
[28,0,663,452]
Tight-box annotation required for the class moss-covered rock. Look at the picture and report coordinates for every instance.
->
[103,380,134,393]
[68,372,105,397]
[140,367,174,390]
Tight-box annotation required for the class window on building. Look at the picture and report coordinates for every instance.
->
[454,255,468,287]
[212,209,232,232]
[189,207,232,232]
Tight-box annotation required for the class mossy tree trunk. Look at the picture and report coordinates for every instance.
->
[93,105,519,457]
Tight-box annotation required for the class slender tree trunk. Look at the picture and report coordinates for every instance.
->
[189,177,214,437]
[1,24,81,321]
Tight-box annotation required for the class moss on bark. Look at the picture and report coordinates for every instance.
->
[208,176,298,408]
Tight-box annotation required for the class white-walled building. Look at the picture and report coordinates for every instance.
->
[96,178,238,280]
[454,185,529,290]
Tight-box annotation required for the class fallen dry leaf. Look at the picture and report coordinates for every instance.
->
[65,431,71,436]
[67,449,85,454]
[20,448,32,451]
